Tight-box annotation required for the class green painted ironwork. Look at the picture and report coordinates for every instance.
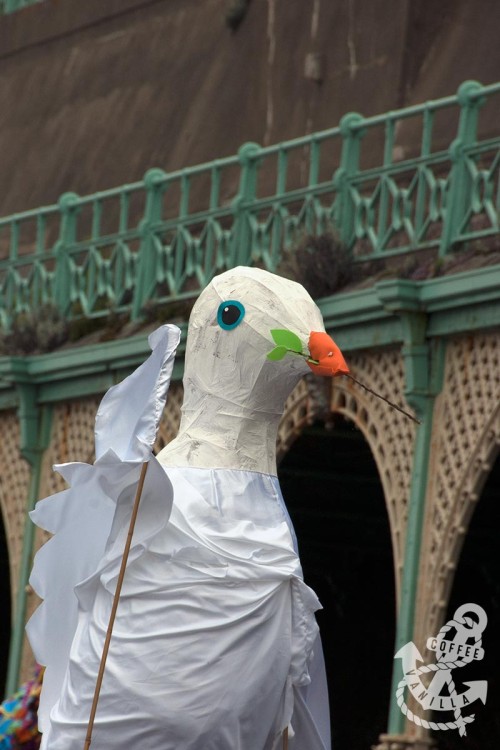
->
[0,0,42,13]
[0,80,499,330]
[387,394,436,735]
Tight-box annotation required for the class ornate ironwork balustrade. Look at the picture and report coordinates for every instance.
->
[0,80,499,328]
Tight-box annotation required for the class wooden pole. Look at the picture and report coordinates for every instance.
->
[282,726,289,749]
[83,460,149,750]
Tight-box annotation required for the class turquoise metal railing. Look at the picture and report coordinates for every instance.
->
[0,0,42,13]
[0,79,499,328]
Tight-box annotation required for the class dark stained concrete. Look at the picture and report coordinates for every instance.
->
[0,0,497,216]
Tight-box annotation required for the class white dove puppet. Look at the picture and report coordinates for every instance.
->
[27,266,348,750]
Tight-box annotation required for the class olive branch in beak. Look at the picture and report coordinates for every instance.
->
[267,329,420,425]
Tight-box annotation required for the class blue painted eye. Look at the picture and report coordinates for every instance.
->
[217,300,245,330]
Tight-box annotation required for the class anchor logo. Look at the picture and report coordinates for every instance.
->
[394,603,488,736]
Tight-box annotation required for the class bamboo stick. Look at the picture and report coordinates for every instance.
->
[83,460,149,750]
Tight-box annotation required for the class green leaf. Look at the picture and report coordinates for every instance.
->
[267,346,288,361]
[270,329,303,353]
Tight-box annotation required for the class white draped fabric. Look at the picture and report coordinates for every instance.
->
[35,468,329,749]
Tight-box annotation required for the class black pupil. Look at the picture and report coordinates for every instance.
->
[222,305,241,326]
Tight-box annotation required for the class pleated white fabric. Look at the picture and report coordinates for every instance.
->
[37,468,329,749]
[27,324,180,743]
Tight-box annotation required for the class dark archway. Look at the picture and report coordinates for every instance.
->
[437,452,500,750]
[278,415,396,750]
[0,512,11,694]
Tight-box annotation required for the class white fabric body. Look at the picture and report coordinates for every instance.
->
[27,268,334,749]
[40,468,329,749]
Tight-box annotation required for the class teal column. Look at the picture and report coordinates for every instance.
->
[376,281,445,736]
[5,383,52,697]
[387,395,435,734]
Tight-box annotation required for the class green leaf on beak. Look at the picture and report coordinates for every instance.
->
[270,329,303,353]
[266,346,288,361]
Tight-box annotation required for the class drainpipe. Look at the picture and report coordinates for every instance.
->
[376,281,445,739]
[5,379,52,697]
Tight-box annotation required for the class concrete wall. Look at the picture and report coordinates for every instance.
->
[0,0,497,214]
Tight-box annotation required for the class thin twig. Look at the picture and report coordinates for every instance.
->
[345,374,421,425]
[83,460,149,750]
[295,348,420,425]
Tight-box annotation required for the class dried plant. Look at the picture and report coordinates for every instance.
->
[279,230,356,297]
[0,304,68,355]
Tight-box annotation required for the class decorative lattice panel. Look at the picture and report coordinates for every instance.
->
[414,333,500,647]
[330,349,417,595]
[0,411,31,608]
[154,384,184,453]
[21,396,103,681]
[38,397,101,503]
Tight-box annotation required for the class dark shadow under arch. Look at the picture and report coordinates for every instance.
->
[437,452,500,750]
[278,414,396,750]
[0,512,11,694]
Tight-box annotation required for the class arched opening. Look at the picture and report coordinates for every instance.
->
[0,512,11,693]
[278,414,396,750]
[438,451,500,750]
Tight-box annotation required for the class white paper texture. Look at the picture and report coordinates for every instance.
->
[158,266,328,475]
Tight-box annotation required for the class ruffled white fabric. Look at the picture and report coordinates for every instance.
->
[26,323,331,749]
[27,325,180,741]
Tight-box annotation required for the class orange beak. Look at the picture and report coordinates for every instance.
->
[307,331,349,377]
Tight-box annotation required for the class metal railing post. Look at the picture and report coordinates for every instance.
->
[230,142,261,267]
[439,80,486,256]
[53,192,80,317]
[333,113,365,248]
[2,0,42,13]
[132,168,167,320]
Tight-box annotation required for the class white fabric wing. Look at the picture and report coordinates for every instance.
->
[26,325,180,734]
[95,325,181,461]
